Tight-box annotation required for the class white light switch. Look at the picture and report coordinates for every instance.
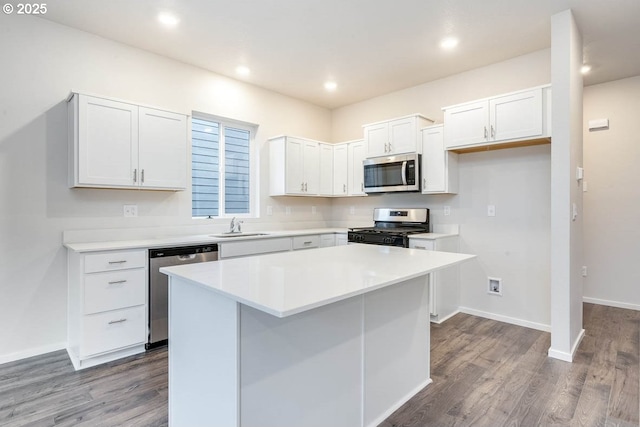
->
[444,206,451,216]
[572,203,578,221]
[576,167,584,181]
[487,205,496,217]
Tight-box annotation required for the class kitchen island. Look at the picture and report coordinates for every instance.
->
[161,244,474,427]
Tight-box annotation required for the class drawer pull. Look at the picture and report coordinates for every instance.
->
[108,280,127,285]
[414,246,426,250]
[108,260,127,264]
[303,241,312,245]
[108,318,127,325]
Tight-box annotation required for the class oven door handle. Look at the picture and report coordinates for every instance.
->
[401,161,408,185]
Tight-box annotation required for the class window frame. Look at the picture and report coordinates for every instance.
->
[191,112,259,219]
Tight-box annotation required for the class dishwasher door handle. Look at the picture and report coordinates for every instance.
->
[177,254,197,261]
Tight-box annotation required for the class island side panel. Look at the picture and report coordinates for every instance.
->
[363,275,431,427]
[239,297,363,427]
[168,277,240,427]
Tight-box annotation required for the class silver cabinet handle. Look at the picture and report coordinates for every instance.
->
[303,241,312,245]
[108,318,127,324]
[491,125,495,138]
[423,178,426,188]
[133,169,137,183]
[108,280,127,285]
[361,182,364,191]
[304,182,308,192]
[141,169,145,183]
[301,182,304,191]
[343,183,346,193]
[108,260,127,264]
[484,126,488,139]
[388,142,392,152]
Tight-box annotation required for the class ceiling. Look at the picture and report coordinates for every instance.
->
[40,0,640,109]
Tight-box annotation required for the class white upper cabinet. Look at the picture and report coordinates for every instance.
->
[138,107,188,190]
[443,85,551,151]
[348,140,367,196]
[421,125,458,194]
[270,135,320,196]
[364,115,432,157]
[332,143,349,196]
[319,143,334,196]
[68,93,187,190]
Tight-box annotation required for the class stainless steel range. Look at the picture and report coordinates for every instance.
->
[348,208,430,247]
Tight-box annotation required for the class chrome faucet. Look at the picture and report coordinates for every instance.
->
[229,217,242,233]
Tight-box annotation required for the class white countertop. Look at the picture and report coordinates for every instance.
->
[409,232,458,240]
[160,244,475,318]
[63,228,348,252]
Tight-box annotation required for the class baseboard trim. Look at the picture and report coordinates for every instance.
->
[364,378,433,427]
[583,297,640,311]
[0,342,66,366]
[548,328,585,362]
[430,310,460,324]
[458,307,551,332]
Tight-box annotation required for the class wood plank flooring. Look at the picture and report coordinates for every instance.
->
[0,303,637,427]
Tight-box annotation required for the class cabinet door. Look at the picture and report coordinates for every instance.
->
[421,126,445,193]
[78,95,138,187]
[285,137,305,194]
[443,101,488,149]
[302,140,320,194]
[388,117,417,155]
[318,143,334,196]
[489,88,543,142]
[333,144,349,196]
[138,107,188,190]
[348,141,366,195]
[364,122,389,157]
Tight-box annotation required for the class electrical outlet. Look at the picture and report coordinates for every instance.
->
[487,205,496,217]
[444,206,451,216]
[123,205,138,217]
[582,266,588,277]
[488,277,502,296]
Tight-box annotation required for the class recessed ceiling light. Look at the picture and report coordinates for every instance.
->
[580,64,592,74]
[158,13,179,28]
[236,66,250,77]
[324,81,337,92]
[440,37,459,50]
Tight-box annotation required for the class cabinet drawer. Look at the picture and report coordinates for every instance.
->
[292,235,320,250]
[84,250,146,273]
[409,240,435,251]
[84,268,146,314]
[81,305,146,357]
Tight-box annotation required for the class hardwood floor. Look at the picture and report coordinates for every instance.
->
[1,303,637,427]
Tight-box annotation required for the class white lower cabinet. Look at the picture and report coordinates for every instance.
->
[219,237,292,259]
[292,235,320,250]
[320,234,336,247]
[67,248,148,370]
[409,236,460,323]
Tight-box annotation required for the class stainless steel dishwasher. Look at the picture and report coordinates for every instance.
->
[148,244,218,349]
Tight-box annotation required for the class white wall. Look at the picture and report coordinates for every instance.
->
[331,50,553,330]
[0,15,332,362]
[583,76,640,310]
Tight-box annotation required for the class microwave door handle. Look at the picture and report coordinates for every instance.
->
[401,161,408,185]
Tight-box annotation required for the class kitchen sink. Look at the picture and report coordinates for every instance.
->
[210,232,270,238]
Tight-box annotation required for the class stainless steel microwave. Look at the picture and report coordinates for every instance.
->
[363,153,420,193]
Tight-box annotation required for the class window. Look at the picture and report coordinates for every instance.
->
[191,114,256,218]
